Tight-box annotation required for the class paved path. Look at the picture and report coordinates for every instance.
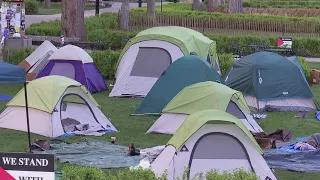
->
[305,57,320,62]
[26,2,168,27]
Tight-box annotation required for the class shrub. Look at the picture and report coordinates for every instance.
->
[61,166,259,180]
[298,56,311,78]
[62,166,106,180]
[2,48,35,65]
[90,50,121,79]
[218,53,234,76]
[25,0,41,15]
[26,12,118,37]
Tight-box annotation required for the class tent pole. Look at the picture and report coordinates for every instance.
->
[24,82,32,153]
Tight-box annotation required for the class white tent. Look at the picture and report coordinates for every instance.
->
[109,26,219,98]
[147,82,263,135]
[151,110,277,180]
[18,40,57,81]
[0,76,117,137]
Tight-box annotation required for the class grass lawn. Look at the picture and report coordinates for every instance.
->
[38,2,106,15]
[0,64,320,179]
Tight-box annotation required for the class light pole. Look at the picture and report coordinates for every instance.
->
[95,0,100,16]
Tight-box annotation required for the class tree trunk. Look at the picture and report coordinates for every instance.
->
[207,0,214,12]
[229,0,243,13]
[61,0,87,41]
[192,0,200,11]
[119,0,130,31]
[220,0,225,5]
[44,0,51,9]
[147,0,155,17]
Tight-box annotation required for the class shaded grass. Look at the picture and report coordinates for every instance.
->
[0,80,320,179]
[308,62,320,70]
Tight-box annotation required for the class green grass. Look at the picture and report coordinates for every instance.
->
[308,62,320,70]
[38,2,106,15]
[1,72,320,179]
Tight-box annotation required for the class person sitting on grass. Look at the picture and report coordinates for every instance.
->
[294,133,320,151]
[128,142,140,156]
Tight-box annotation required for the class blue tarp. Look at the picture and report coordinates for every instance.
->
[0,94,13,101]
[0,61,26,83]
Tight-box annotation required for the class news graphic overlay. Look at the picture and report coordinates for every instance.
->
[0,152,54,180]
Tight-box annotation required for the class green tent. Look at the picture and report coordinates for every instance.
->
[225,51,315,111]
[163,81,250,114]
[168,109,262,153]
[110,26,221,98]
[146,81,264,134]
[8,75,99,112]
[133,56,223,115]
[151,110,277,180]
[117,26,218,66]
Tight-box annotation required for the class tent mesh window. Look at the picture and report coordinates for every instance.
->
[226,101,246,119]
[192,133,248,159]
[130,47,172,78]
[30,53,52,73]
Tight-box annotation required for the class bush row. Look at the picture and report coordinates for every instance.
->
[61,166,259,180]
[243,0,320,9]
[4,48,310,79]
[131,4,320,34]
[26,18,320,57]
[132,3,320,21]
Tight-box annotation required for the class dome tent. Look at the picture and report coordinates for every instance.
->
[151,110,276,180]
[110,26,220,97]
[147,81,263,134]
[18,40,57,81]
[225,51,315,112]
[0,76,117,137]
[36,45,107,93]
[133,56,223,115]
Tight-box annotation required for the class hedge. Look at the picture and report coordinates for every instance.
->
[243,0,320,9]
[132,3,320,21]
[25,11,320,57]
[61,166,259,180]
[130,4,320,34]
[4,48,310,79]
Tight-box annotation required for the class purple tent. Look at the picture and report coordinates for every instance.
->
[36,45,107,93]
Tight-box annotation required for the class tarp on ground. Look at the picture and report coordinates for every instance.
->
[264,148,320,172]
[35,139,146,169]
[0,94,12,101]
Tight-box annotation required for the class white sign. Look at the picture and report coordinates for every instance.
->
[0,152,55,180]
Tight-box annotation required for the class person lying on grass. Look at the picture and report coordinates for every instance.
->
[294,133,320,151]
[128,142,140,156]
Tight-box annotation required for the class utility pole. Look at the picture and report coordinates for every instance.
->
[95,0,100,16]
[138,0,142,7]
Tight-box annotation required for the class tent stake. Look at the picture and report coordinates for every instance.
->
[24,82,32,153]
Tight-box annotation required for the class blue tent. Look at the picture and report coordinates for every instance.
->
[0,61,26,83]
[0,61,31,151]
[0,61,26,101]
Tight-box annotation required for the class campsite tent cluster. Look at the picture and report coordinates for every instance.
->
[0,26,316,180]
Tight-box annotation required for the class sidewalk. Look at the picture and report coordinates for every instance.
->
[25,2,168,27]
